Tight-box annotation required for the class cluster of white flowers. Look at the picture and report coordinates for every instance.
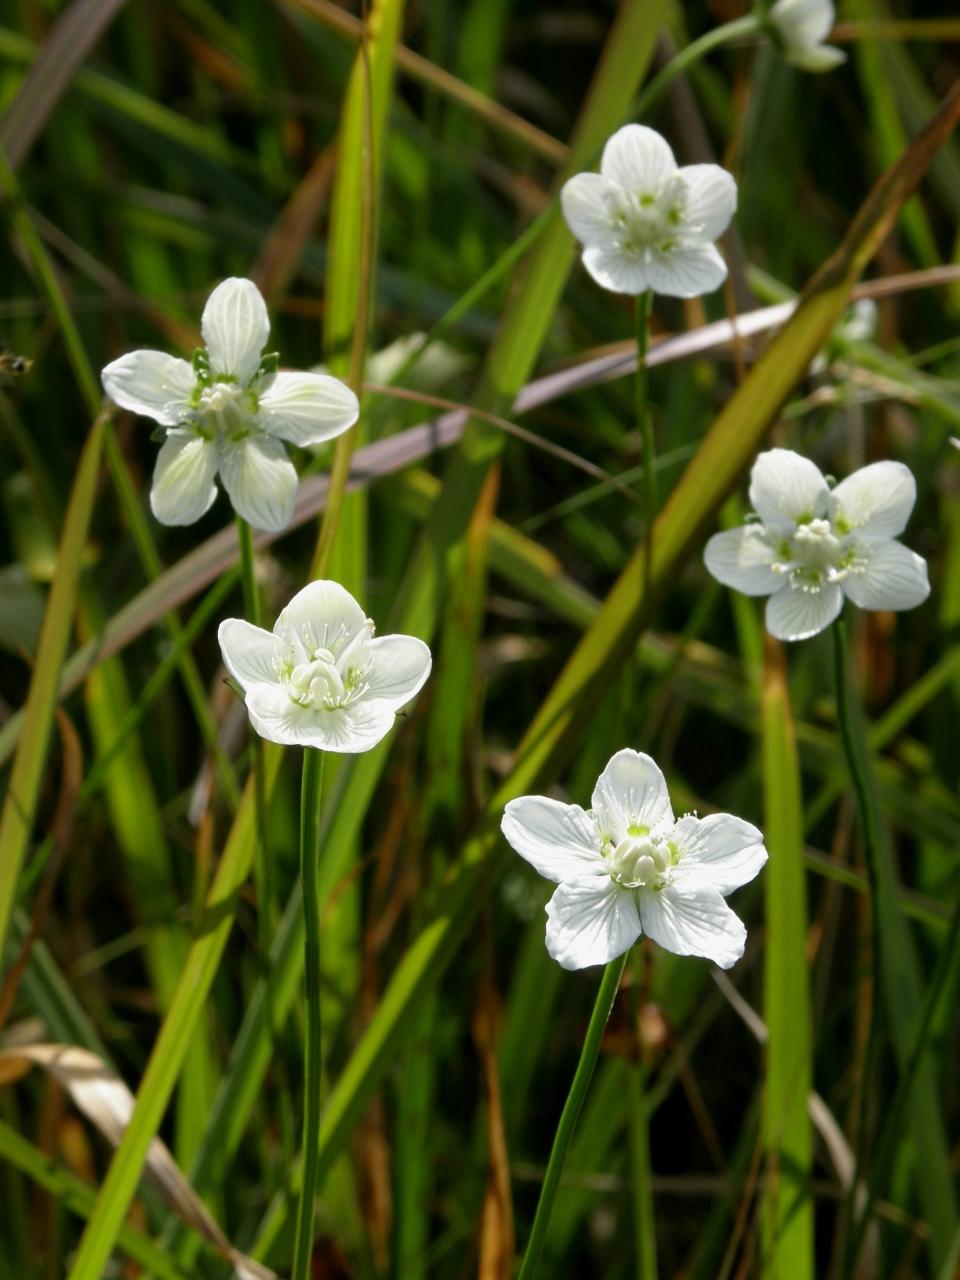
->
[99,40,927,979]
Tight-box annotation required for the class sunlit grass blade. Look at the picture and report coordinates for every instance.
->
[760,638,813,1276]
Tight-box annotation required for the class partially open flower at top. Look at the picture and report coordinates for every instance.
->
[218,580,431,752]
[769,0,846,72]
[102,278,359,532]
[704,449,930,641]
[561,125,737,298]
[501,750,767,971]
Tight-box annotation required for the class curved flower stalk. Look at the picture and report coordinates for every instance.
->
[704,449,930,641]
[502,749,767,971]
[561,125,737,298]
[218,579,432,752]
[102,278,359,532]
[768,0,846,73]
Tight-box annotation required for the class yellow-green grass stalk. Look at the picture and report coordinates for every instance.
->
[760,638,814,1277]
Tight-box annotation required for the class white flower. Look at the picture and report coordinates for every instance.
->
[769,0,846,73]
[704,449,930,641]
[560,125,737,298]
[501,750,767,971]
[218,580,431,752]
[102,278,359,532]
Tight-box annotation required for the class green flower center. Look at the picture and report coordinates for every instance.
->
[772,517,862,592]
[609,833,670,889]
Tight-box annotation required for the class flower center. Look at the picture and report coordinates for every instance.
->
[613,175,690,257]
[284,649,346,709]
[609,833,670,888]
[192,381,255,441]
[772,517,861,592]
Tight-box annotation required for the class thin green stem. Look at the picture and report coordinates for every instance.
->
[832,616,884,1277]
[291,748,326,1280]
[847,891,960,1272]
[236,517,272,962]
[632,14,761,121]
[635,291,655,605]
[236,517,260,628]
[516,952,627,1280]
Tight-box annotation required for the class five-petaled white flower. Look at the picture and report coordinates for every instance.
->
[561,125,737,298]
[501,750,767,971]
[704,449,929,642]
[769,0,846,73]
[218,580,431,752]
[102,278,359,532]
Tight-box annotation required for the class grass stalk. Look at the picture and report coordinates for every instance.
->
[516,953,627,1280]
[291,747,326,1280]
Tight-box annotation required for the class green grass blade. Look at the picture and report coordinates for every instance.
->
[0,0,128,170]
[0,1120,193,1280]
[0,407,105,965]
[63,747,283,1280]
[760,641,813,1276]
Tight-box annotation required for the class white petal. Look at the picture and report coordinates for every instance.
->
[749,449,830,532]
[843,541,930,612]
[600,124,676,191]
[149,432,218,525]
[644,243,727,299]
[581,245,651,296]
[678,164,737,241]
[786,43,846,71]
[217,618,281,692]
[591,749,674,844]
[560,173,621,246]
[245,685,395,752]
[703,526,782,596]
[545,879,641,970]
[765,582,843,641]
[639,883,746,969]
[501,797,605,885]
[670,814,768,896]
[201,277,269,384]
[218,433,297,532]
[830,461,916,541]
[274,580,368,656]
[362,635,432,709]
[101,351,194,425]
[771,0,834,46]
[258,372,359,447]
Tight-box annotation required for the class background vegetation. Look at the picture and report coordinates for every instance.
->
[0,2,958,1277]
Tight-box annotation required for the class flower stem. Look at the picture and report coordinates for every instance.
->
[516,952,627,1280]
[635,291,655,605]
[632,14,761,121]
[236,517,273,958]
[235,516,260,628]
[291,747,326,1280]
[831,616,884,1272]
